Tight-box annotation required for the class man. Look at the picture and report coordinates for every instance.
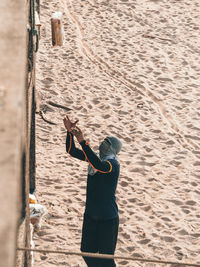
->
[63,116,122,267]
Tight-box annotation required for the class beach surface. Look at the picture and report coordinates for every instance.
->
[34,0,200,266]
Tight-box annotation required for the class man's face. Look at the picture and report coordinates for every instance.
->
[99,138,111,155]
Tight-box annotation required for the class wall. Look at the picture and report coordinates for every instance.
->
[0,0,26,266]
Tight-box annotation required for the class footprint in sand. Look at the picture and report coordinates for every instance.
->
[176,229,188,236]
[40,255,48,260]
[118,260,129,266]
[138,238,151,245]
[185,200,196,205]
[120,180,129,187]
[161,236,175,243]
[167,199,183,206]
[127,198,137,203]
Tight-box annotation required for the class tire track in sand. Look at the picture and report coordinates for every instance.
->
[64,0,200,157]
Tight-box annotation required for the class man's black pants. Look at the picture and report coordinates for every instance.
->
[81,214,119,267]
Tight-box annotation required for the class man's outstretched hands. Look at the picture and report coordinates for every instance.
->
[71,126,84,143]
[63,116,84,143]
[63,115,79,132]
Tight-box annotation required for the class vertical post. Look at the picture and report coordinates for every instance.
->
[24,0,37,265]
[28,0,36,195]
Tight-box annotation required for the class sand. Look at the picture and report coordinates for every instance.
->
[34,0,200,266]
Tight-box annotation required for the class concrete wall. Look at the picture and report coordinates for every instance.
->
[0,0,26,266]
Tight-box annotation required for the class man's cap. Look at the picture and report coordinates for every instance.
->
[106,136,122,155]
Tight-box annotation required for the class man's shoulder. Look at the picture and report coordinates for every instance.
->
[106,158,120,168]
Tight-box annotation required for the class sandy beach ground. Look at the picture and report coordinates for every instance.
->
[34,0,200,266]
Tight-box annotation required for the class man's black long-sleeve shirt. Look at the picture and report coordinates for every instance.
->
[66,131,120,220]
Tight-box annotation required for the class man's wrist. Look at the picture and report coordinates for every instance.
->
[78,138,84,144]
[79,139,86,145]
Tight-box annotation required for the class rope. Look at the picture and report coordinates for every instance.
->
[38,110,57,125]
[17,247,200,266]
[27,58,33,89]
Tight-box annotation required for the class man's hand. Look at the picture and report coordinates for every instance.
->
[63,115,79,132]
[71,127,84,143]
